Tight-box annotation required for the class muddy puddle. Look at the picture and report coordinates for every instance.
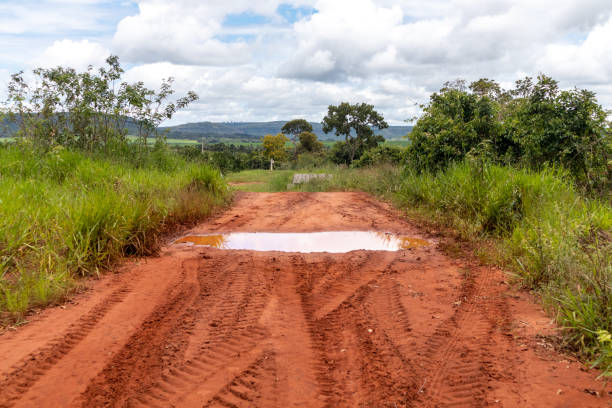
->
[173,231,430,253]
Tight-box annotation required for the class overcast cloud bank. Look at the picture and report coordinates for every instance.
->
[1,0,611,125]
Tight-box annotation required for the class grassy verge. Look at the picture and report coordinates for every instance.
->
[0,143,228,322]
[225,169,296,192]
[280,162,612,373]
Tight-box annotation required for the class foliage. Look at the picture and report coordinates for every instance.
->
[282,119,313,159]
[328,141,353,165]
[505,76,610,189]
[262,133,289,162]
[407,75,611,191]
[295,152,330,169]
[322,102,389,163]
[297,131,324,153]
[1,55,198,151]
[176,143,279,173]
[352,145,404,167]
[122,77,198,147]
[591,330,612,379]
[0,142,227,320]
[407,81,505,172]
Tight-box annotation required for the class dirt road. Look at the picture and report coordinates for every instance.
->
[0,192,607,407]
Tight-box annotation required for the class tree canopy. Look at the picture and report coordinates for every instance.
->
[282,119,313,159]
[322,102,389,163]
[407,75,611,190]
[2,55,198,151]
[297,131,324,153]
[262,133,289,162]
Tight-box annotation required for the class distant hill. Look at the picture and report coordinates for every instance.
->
[159,121,412,141]
[1,118,412,142]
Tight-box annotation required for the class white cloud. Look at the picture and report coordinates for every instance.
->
[36,40,111,71]
[0,1,117,35]
[537,15,612,84]
[113,1,250,65]
[112,0,317,65]
[2,0,612,124]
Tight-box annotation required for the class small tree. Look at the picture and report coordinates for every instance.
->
[407,85,503,171]
[3,55,198,152]
[262,133,289,162]
[297,131,324,153]
[282,119,312,159]
[122,78,198,148]
[322,102,388,163]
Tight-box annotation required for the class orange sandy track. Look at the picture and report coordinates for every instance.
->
[0,192,608,407]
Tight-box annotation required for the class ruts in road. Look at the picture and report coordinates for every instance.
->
[0,192,607,407]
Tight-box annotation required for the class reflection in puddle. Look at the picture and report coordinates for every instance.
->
[173,232,429,253]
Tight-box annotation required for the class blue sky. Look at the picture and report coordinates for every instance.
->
[1,1,611,125]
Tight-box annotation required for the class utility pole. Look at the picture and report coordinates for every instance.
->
[201,136,205,154]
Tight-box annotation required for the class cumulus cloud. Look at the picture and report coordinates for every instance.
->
[281,0,612,83]
[121,62,424,126]
[112,0,317,65]
[537,15,612,84]
[2,0,612,124]
[36,40,111,70]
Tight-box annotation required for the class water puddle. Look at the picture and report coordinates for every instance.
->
[173,231,430,253]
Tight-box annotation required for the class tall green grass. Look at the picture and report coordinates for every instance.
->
[0,143,227,321]
[289,162,612,369]
[398,163,612,361]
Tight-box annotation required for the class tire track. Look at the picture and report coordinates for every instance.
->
[77,258,199,407]
[297,252,417,407]
[203,350,278,408]
[311,252,397,320]
[132,327,269,408]
[0,283,134,408]
[413,266,503,407]
[130,252,274,408]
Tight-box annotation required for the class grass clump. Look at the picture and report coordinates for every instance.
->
[400,163,612,359]
[0,143,228,321]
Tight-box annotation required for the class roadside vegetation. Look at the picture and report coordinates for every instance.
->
[0,57,227,322]
[223,75,612,378]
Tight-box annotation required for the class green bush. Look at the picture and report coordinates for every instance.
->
[295,152,330,169]
[406,76,611,191]
[352,145,405,168]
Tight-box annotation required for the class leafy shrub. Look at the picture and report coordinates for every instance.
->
[406,75,611,191]
[352,145,405,167]
[295,152,330,169]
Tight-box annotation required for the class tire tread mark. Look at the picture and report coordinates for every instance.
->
[131,253,272,407]
[415,266,503,407]
[203,350,278,408]
[0,285,132,408]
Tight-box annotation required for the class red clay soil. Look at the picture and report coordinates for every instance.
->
[0,192,608,407]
